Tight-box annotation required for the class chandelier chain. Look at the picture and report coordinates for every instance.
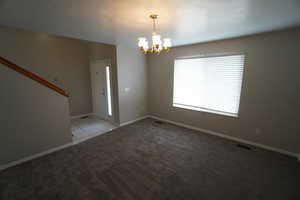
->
[152,18,156,34]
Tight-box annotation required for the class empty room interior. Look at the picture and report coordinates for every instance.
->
[0,1,299,199]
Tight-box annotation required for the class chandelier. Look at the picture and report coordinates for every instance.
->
[138,14,171,54]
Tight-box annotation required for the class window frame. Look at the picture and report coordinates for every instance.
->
[172,53,245,118]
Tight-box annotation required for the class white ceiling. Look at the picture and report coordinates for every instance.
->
[0,0,300,47]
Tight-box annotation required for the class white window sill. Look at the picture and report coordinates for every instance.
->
[172,103,238,118]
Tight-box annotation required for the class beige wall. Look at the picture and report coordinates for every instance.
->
[0,26,122,166]
[0,25,118,118]
[0,25,143,125]
[0,25,90,116]
[0,63,72,166]
[117,45,148,124]
[147,28,300,154]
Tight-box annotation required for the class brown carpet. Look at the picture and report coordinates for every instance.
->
[0,118,299,200]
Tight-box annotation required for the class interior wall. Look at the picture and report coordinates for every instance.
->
[116,45,148,124]
[147,27,300,154]
[0,25,90,116]
[0,25,118,118]
[0,63,72,166]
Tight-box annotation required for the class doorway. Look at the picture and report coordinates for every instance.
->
[90,59,113,121]
[71,59,116,143]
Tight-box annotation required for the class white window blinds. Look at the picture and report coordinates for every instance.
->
[173,54,245,117]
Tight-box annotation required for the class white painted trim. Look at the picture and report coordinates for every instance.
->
[149,115,299,159]
[91,113,109,120]
[70,113,93,120]
[2,115,298,171]
[0,142,74,171]
[120,115,149,127]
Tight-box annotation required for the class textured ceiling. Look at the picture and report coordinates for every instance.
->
[0,0,300,46]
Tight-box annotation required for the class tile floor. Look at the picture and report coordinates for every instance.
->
[71,115,117,143]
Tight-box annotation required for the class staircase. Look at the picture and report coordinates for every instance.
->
[0,56,72,169]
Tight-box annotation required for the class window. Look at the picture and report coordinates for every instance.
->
[106,66,112,116]
[173,54,245,117]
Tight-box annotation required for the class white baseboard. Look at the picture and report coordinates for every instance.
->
[70,113,93,120]
[0,142,74,171]
[91,113,108,120]
[120,115,149,127]
[2,115,298,171]
[149,115,299,160]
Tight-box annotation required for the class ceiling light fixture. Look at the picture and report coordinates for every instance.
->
[138,14,171,54]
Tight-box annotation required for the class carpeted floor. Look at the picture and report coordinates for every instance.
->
[0,118,299,200]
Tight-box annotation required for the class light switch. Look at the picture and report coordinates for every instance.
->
[124,87,130,92]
